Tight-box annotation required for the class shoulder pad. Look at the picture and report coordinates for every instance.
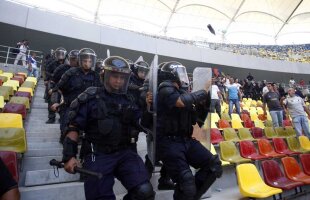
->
[158,81,176,90]
[77,87,99,104]
[158,81,178,98]
[84,87,99,96]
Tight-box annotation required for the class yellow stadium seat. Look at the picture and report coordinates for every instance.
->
[0,113,23,128]
[257,109,264,115]
[0,128,27,153]
[231,113,242,122]
[264,127,278,138]
[254,120,265,129]
[210,144,229,166]
[0,90,10,101]
[3,81,17,91]
[286,137,309,153]
[0,86,14,96]
[21,81,35,90]
[0,75,9,82]
[211,113,220,123]
[265,120,273,127]
[242,106,249,111]
[18,87,33,96]
[250,113,259,121]
[2,72,13,78]
[285,126,296,137]
[0,69,2,74]
[0,96,4,109]
[223,128,240,142]
[267,113,272,121]
[7,79,20,87]
[221,113,231,121]
[219,141,250,164]
[231,119,244,129]
[25,77,37,85]
[9,96,30,109]
[250,100,257,107]
[238,128,255,140]
[298,136,310,151]
[236,163,282,198]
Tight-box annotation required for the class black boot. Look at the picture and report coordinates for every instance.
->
[46,118,55,124]
[158,176,175,190]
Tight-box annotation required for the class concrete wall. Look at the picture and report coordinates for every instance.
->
[0,0,309,83]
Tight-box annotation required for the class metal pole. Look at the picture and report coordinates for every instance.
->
[5,47,10,65]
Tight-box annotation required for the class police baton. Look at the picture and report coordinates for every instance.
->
[49,159,103,179]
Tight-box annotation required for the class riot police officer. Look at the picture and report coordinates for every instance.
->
[63,56,155,200]
[45,47,67,123]
[54,48,101,142]
[156,62,222,200]
[94,58,104,75]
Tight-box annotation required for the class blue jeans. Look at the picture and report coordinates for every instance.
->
[292,115,310,137]
[269,110,283,127]
[229,99,240,115]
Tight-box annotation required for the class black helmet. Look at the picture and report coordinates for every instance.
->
[68,50,79,59]
[103,56,131,94]
[78,48,96,70]
[134,61,150,80]
[161,61,189,89]
[54,47,67,61]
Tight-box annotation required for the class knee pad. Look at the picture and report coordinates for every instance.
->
[209,155,223,178]
[130,182,155,200]
[177,170,196,198]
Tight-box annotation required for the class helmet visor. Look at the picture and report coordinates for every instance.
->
[175,66,189,88]
[137,66,149,79]
[55,50,66,60]
[79,54,96,70]
[104,70,130,94]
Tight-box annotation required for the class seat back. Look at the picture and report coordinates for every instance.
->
[0,151,18,182]
[300,154,310,176]
[251,127,264,139]
[272,138,289,153]
[0,95,4,109]
[231,113,242,122]
[236,164,265,194]
[21,81,35,89]
[244,119,254,128]
[275,127,287,137]
[257,139,274,155]
[218,119,231,129]
[238,128,254,140]
[239,140,258,157]
[223,128,239,141]
[250,113,259,121]
[265,120,273,127]
[210,128,224,144]
[3,103,27,119]
[15,91,32,101]
[231,119,244,129]
[286,137,302,152]
[261,160,285,184]
[285,126,296,137]
[0,128,27,153]
[0,113,23,128]
[299,136,310,150]
[221,113,231,121]
[241,113,250,121]
[18,87,33,96]
[264,127,277,138]
[281,157,303,179]
[211,113,220,123]
[254,120,265,129]
[219,141,239,161]
[283,120,292,127]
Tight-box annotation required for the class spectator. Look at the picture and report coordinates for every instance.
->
[210,79,222,117]
[0,158,20,200]
[27,53,39,78]
[289,77,295,87]
[282,88,310,137]
[262,80,269,96]
[299,79,305,86]
[13,40,29,66]
[246,72,254,81]
[225,77,241,116]
[263,83,283,127]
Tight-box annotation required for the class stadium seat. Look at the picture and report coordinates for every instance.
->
[236,163,282,198]
[257,139,283,158]
[0,75,8,82]
[21,81,35,90]
[239,140,270,160]
[0,90,9,101]
[7,79,20,87]
[3,103,27,119]
[300,154,310,176]
[250,113,259,121]
[0,128,27,153]
[18,87,33,96]
[265,120,273,127]
[231,113,242,122]
[231,119,244,129]
[243,119,254,128]
[240,113,250,121]
[258,114,267,121]
[223,128,240,142]
[15,91,32,102]
[210,128,224,144]
[283,120,292,127]
[13,75,25,81]
[0,79,2,86]
[0,96,4,109]
[274,127,288,137]
[261,160,304,190]
[281,157,310,184]
[218,119,231,129]
[221,113,231,121]
[9,96,30,109]
[0,151,19,182]
[285,126,296,137]
[272,138,300,156]
[219,141,250,164]
[3,81,18,91]
[210,144,229,166]
[0,113,23,128]
[298,136,310,151]
[286,137,309,153]
[257,109,264,115]
[238,128,255,141]
[251,127,266,139]
[25,77,37,85]
[254,120,265,129]
[0,85,14,96]
[2,72,13,78]
[11,76,24,85]
[15,72,26,79]
[211,113,220,124]
[264,127,278,138]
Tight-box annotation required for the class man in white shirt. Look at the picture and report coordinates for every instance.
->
[14,40,29,66]
[210,79,222,117]
[282,88,310,137]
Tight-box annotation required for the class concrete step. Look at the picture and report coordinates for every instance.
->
[23,156,62,172]
[27,142,62,149]
[26,136,60,143]
[25,148,62,157]
[26,131,60,138]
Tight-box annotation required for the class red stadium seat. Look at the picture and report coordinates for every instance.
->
[239,140,270,160]
[300,154,310,176]
[211,128,224,144]
[3,103,27,119]
[11,77,24,85]
[14,91,32,102]
[272,138,300,156]
[258,114,267,121]
[261,160,304,190]
[244,119,255,128]
[15,73,26,79]
[251,127,266,139]
[257,139,284,158]
[283,119,292,127]
[281,157,310,184]
[0,79,2,86]
[0,151,19,182]
[240,113,250,121]
[218,119,231,129]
